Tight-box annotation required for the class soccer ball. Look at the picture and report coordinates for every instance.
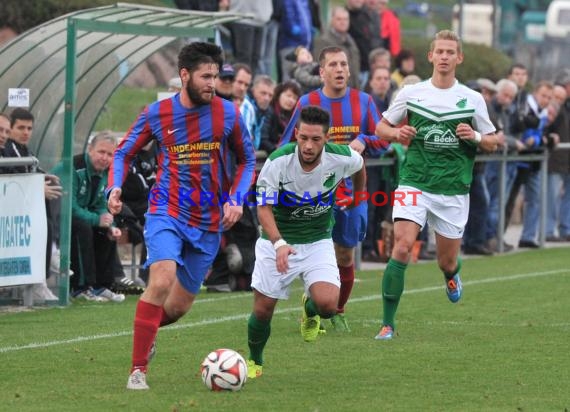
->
[200,349,247,391]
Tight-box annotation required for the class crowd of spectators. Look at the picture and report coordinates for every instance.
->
[1,0,569,301]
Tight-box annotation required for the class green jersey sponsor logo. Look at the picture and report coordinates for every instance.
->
[421,125,458,151]
[290,204,332,219]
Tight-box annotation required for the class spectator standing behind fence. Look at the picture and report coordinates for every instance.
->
[365,47,398,96]
[346,0,383,89]
[3,108,61,302]
[368,66,393,113]
[290,46,322,94]
[51,131,126,303]
[374,30,498,341]
[484,79,520,253]
[277,0,313,82]
[232,63,253,107]
[280,46,387,332]
[511,81,554,249]
[257,0,281,77]
[260,80,301,155]
[0,113,9,156]
[502,64,529,226]
[461,79,495,256]
[390,49,416,87]
[241,75,276,150]
[312,7,360,90]
[366,0,401,57]
[106,42,256,390]
[546,78,570,241]
[361,65,394,262]
[545,85,569,241]
[226,0,272,75]
[215,63,236,101]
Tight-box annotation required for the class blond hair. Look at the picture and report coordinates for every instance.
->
[430,30,462,54]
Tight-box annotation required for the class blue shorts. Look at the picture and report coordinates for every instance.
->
[332,202,368,248]
[144,214,221,294]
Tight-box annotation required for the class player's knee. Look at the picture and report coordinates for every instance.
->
[315,300,337,318]
[253,306,273,322]
[391,241,413,261]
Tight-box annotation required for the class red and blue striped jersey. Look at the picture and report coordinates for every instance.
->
[278,87,388,156]
[108,94,256,232]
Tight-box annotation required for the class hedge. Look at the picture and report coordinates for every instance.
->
[403,36,513,83]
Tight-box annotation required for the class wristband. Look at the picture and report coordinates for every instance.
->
[473,131,482,144]
[273,239,288,250]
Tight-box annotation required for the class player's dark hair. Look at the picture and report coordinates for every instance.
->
[318,46,347,67]
[10,107,34,127]
[299,106,330,134]
[178,42,223,74]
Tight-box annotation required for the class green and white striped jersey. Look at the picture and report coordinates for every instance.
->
[256,143,363,244]
[382,79,495,195]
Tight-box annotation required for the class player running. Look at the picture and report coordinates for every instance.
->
[107,42,256,390]
[279,46,388,332]
[247,106,365,378]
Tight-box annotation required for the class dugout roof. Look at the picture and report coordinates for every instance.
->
[0,2,248,305]
[0,2,247,166]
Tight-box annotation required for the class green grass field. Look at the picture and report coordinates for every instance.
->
[1,248,569,411]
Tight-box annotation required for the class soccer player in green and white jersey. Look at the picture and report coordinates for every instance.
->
[373,30,499,340]
[246,106,365,378]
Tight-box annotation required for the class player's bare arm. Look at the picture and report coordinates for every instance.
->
[455,122,498,152]
[257,204,296,274]
[375,117,417,145]
[107,187,123,215]
[348,139,365,154]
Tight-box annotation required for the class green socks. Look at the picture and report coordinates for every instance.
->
[381,258,407,329]
[304,296,319,318]
[444,256,462,280]
[247,313,271,366]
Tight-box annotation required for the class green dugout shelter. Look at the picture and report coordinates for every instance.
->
[0,2,248,305]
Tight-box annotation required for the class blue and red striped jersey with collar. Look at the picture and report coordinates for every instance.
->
[278,87,388,156]
[107,94,256,232]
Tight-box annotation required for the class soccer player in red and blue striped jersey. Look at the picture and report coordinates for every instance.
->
[279,46,389,332]
[107,42,256,390]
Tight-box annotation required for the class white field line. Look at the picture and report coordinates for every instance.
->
[0,269,567,354]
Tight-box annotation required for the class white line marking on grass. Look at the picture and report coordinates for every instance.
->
[0,269,567,354]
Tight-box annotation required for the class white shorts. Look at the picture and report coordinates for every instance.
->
[392,185,469,239]
[251,238,340,300]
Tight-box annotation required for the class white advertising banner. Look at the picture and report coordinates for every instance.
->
[0,174,46,287]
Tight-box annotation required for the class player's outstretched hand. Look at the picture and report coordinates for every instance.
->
[107,188,123,215]
[276,244,296,274]
[222,203,243,230]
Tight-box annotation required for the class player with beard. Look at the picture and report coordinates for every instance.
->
[246,106,365,379]
[279,46,388,333]
[107,42,256,390]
